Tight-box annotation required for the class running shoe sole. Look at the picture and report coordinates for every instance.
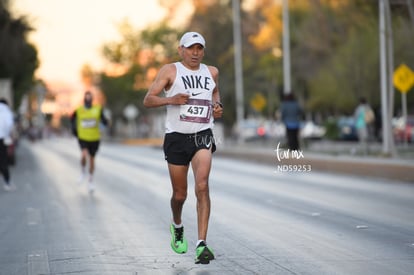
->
[195,246,215,264]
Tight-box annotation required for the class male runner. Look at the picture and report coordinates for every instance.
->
[71,91,108,193]
[143,31,223,264]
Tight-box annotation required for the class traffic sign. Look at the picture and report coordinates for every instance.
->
[250,92,266,112]
[393,64,414,94]
[123,104,139,120]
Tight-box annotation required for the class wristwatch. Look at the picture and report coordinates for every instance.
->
[215,102,223,108]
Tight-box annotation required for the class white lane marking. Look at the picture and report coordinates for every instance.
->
[26,208,42,226]
[356,225,369,229]
[27,250,50,275]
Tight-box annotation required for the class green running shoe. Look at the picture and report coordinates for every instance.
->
[170,224,188,254]
[195,241,215,264]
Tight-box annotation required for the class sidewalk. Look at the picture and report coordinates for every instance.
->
[215,140,414,183]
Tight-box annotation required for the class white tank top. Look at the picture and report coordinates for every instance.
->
[165,62,216,134]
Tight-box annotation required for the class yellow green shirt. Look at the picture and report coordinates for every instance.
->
[76,105,102,141]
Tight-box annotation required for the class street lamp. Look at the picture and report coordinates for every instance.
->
[379,0,397,157]
[282,0,291,95]
[232,0,245,129]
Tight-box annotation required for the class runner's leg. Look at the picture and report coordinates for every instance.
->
[88,141,99,176]
[168,164,189,225]
[89,155,95,175]
[81,148,88,171]
[191,148,212,241]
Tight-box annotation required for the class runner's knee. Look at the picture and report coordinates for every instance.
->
[195,182,209,197]
[172,191,187,203]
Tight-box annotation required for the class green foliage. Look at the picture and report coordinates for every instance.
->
[98,0,414,132]
[12,43,39,108]
[184,0,236,126]
[292,0,414,117]
[323,116,340,140]
[101,20,180,69]
[99,65,145,122]
[308,23,379,115]
[99,21,182,126]
[392,17,414,114]
[140,22,181,64]
[0,1,38,109]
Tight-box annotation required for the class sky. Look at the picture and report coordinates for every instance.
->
[11,0,168,88]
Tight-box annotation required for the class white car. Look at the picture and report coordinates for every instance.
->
[300,121,326,139]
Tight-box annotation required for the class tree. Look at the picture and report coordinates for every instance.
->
[391,11,414,114]
[0,0,38,109]
[98,0,414,138]
[99,21,181,133]
[187,1,236,126]
[183,0,274,126]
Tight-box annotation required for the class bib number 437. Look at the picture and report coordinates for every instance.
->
[180,99,211,123]
[186,106,205,116]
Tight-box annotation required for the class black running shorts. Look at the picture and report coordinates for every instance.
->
[163,128,216,165]
[78,139,100,157]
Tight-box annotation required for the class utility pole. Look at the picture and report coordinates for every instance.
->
[406,0,414,26]
[385,0,397,156]
[379,0,390,155]
[232,0,245,127]
[379,0,397,156]
[282,0,291,95]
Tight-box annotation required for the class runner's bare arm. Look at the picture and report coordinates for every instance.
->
[209,66,223,119]
[143,64,189,108]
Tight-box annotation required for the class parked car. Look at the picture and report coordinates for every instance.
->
[234,119,287,141]
[234,119,327,141]
[337,116,358,141]
[300,121,326,140]
[393,115,414,143]
[233,119,262,141]
[261,120,286,140]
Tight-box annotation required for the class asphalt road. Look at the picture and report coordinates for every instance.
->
[0,138,413,275]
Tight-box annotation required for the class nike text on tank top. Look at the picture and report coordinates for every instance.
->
[165,62,216,134]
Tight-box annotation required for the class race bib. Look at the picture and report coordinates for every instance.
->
[81,119,97,128]
[180,99,212,123]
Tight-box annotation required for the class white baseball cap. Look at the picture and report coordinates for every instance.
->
[179,32,206,48]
